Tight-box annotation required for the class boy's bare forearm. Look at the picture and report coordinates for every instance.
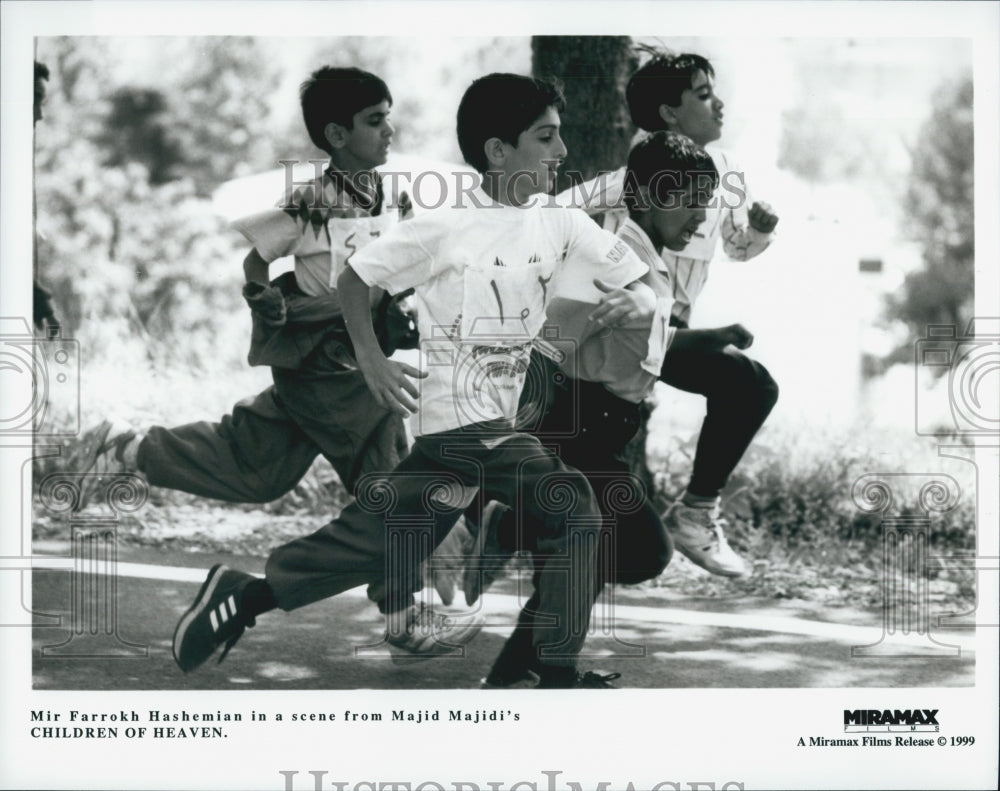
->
[337,266,384,361]
[336,265,427,416]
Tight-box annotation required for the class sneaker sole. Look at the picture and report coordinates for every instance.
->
[74,420,113,473]
[673,544,748,578]
[172,564,228,673]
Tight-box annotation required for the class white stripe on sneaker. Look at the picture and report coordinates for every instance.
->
[227,595,237,618]
[209,610,219,631]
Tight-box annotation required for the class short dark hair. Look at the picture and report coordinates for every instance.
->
[456,73,566,173]
[35,61,49,81]
[300,66,392,154]
[626,52,715,132]
[624,131,718,212]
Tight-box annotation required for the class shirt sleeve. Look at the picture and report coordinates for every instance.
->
[641,298,676,376]
[231,179,329,263]
[551,208,649,304]
[715,149,775,262]
[230,206,308,263]
[347,212,443,295]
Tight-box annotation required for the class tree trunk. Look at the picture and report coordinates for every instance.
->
[531,36,637,191]
[530,37,659,504]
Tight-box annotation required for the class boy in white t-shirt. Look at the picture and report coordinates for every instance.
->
[559,52,780,577]
[79,67,416,503]
[480,131,761,686]
[171,73,653,688]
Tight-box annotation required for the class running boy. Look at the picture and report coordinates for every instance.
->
[171,73,653,687]
[81,66,414,503]
[479,131,758,686]
[559,52,780,577]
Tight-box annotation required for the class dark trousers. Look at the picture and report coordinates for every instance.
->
[138,338,408,501]
[659,345,778,499]
[487,367,673,680]
[265,421,602,666]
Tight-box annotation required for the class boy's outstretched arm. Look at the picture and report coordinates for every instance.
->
[722,196,779,262]
[338,264,426,416]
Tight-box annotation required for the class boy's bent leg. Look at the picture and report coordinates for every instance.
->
[139,387,319,503]
[265,442,483,659]
[264,442,464,611]
[659,346,776,577]
[484,471,670,687]
[659,346,778,498]
[476,434,603,676]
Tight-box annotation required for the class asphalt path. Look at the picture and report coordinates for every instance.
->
[28,545,975,690]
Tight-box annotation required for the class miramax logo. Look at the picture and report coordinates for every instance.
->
[844,709,940,732]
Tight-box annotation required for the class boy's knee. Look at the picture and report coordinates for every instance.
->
[754,366,779,411]
[619,529,673,584]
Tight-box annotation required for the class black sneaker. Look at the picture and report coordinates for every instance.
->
[573,671,621,688]
[172,565,256,673]
[538,670,621,689]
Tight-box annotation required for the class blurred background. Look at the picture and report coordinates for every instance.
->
[32,35,973,430]
[29,35,979,586]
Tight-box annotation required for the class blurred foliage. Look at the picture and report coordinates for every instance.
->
[99,88,184,185]
[169,37,281,195]
[34,37,267,347]
[777,92,893,188]
[884,75,974,364]
[652,425,975,604]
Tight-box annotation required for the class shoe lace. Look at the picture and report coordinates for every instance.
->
[577,671,621,688]
[686,507,728,553]
[409,604,449,636]
[217,615,256,664]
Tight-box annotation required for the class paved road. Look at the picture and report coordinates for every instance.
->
[29,545,975,690]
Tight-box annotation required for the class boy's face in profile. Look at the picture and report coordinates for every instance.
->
[338,99,395,170]
[501,106,567,204]
[668,70,724,146]
[647,183,709,252]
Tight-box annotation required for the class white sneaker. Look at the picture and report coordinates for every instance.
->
[386,602,484,664]
[664,501,749,577]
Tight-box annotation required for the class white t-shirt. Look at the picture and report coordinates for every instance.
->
[349,189,648,436]
[231,169,411,297]
[556,148,774,325]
